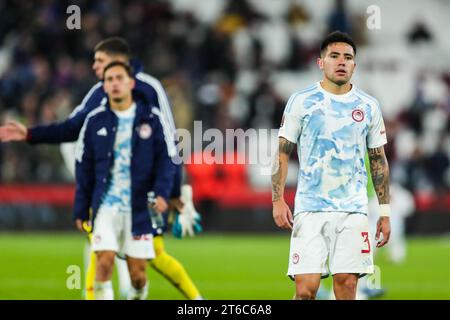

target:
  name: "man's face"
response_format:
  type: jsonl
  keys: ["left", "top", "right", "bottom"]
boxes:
{"left": 317, "top": 42, "right": 356, "bottom": 86}
{"left": 92, "top": 51, "right": 127, "bottom": 80}
{"left": 103, "top": 65, "right": 135, "bottom": 103}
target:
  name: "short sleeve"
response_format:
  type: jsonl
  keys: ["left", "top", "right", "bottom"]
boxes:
{"left": 367, "top": 102, "right": 387, "bottom": 148}
{"left": 278, "top": 94, "right": 302, "bottom": 143}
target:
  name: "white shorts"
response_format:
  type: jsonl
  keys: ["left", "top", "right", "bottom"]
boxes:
{"left": 91, "top": 205, "right": 155, "bottom": 260}
{"left": 287, "top": 212, "right": 374, "bottom": 279}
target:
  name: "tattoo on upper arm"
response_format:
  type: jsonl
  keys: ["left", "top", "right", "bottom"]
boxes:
{"left": 279, "top": 137, "right": 295, "bottom": 156}
{"left": 271, "top": 138, "right": 295, "bottom": 202}
{"left": 368, "top": 147, "right": 390, "bottom": 204}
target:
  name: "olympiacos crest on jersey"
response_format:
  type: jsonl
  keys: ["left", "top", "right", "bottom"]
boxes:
{"left": 138, "top": 123, "right": 152, "bottom": 139}
{"left": 351, "top": 109, "right": 365, "bottom": 122}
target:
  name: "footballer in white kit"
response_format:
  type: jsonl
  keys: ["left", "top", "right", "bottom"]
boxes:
{"left": 279, "top": 81, "right": 386, "bottom": 278}
{"left": 272, "top": 31, "right": 391, "bottom": 300}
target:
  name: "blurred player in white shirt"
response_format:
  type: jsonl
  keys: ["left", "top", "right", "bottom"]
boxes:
{"left": 368, "top": 182, "right": 414, "bottom": 264}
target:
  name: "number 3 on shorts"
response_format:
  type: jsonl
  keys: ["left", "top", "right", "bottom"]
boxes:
{"left": 361, "top": 232, "right": 371, "bottom": 253}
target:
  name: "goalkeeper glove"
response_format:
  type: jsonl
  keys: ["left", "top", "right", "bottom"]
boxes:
{"left": 172, "top": 185, "right": 203, "bottom": 239}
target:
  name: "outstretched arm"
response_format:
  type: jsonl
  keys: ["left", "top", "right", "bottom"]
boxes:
{"left": 0, "top": 110, "right": 87, "bottom": 144}
{"left": 368, "top": 146, "right": 391, "bottom": 248}
{"left": 271, "top": 137, "right": 295, "bottom": 230}
{"left": 0, "top": 83, "right": 104, "bottom": 144}
{"left": 0, "top": 121, "right": 28, "bottom": 142}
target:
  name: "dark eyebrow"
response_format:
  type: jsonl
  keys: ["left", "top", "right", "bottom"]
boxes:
{"left": 329, "top": 51, "right": 354, "bottom": 57}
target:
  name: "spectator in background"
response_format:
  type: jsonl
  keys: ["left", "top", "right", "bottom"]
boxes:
{"left": 245, "top": 79, "right": 284, "bottom": 130}
{"left": 424, "top": 137, "right": 450, "bottom": 192}
{"left": 408, "top": 21, "right": 433, "bottom": 44}
{"left": 327, "top": 0, "right": 352, "bottom": 36}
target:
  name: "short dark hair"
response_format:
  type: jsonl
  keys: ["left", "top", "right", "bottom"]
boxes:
{"left": 320, "top": 31, "right": 356, "bottom": 57}
{"left": 94, "top": 37, "right": 130, "bottom": 57}
{"left": 103, "top": 61, "right": 134, "bottom": 78}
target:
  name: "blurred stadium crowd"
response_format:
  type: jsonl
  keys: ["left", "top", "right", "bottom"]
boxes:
{"left": 0, "top": 0, "right": 449, "bottom": 197}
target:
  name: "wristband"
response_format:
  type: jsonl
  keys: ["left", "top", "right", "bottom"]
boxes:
{"left": 379, "top": 204, "right": 391, "bottom": 217}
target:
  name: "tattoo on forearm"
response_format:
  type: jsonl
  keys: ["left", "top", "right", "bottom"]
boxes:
{"left": 368, "top": 147, "right": 390, "bottom": 204}
{"left": 272, "top": 159, "right": 282, "bottom": 202}
{"left": 271, "top": 138, "right": 295, "bottom": 202}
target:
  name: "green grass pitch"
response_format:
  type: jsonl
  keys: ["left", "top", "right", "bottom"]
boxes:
{"left": 0, "top": 232, "right": 449, "bottom": 299}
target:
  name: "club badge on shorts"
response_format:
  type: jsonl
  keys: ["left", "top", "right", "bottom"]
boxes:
{"left": 138, "top": 123, "right": 152, "bottom": 139}
{"left": 292, "top": 253, "right": 300, "bottom": 264}
{"left": 351, "top": 108, "right": 365, "bottom": 122}
{"left": 93, "top": 234, "right": 102, "bottom": 244}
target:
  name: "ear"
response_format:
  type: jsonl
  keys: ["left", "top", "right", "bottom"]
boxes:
{"left": 129, "top": 78, "right": 136, "bottom": 90}
{"left": 317, "top": 57, "right": 324, "bottom": 70}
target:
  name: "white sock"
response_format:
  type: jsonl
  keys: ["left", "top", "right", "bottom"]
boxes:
{"left": 94, "top": 280, "right": 114, "bottom": 300}
{"left": 127, "top": 281, "right": 149, "bottom": 300}
{"left": 115, "top": 257, "right": 131, "bottom": 299}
